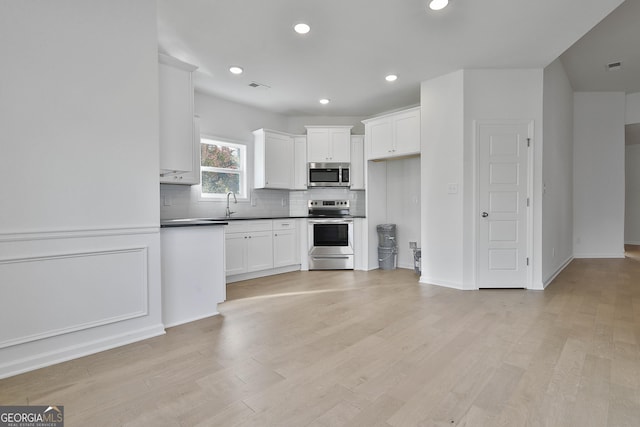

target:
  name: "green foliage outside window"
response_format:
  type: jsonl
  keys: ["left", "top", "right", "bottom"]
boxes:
{"left": 200, "top": 139, "right": 245, "bottom": 198}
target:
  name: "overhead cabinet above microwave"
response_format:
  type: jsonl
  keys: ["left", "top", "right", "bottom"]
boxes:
{"left": 305, "top": 126, "right": 352, "bottom": 163}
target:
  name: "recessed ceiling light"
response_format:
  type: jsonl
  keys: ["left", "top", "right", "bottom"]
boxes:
{"left": 429, "top": 0, "right": 449, "bottom": 10}
{"left": 229, "top": 66, "right": 243, "bottom": 75}
{"left": 385, "top": 74, "right": 398, "bottom": 82}
{"left": 294, "top": 23, "right": 311, "bottom": 34}
{"left": 319, "top": 98, "right": 330, "bottom": 105}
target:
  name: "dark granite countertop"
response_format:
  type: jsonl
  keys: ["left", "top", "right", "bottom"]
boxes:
{"left": 161, "top": 215, "right": 366, "bottom": 227}
{"left": 160, "top": 219, "right": 229, "bottom": 228}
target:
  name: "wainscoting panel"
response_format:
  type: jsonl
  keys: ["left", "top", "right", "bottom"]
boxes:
{"left": 0, "top": 227, "right": 163, "bottom": 379}
{"left": 0, "top": 247, "right": 148, "bottom": 348}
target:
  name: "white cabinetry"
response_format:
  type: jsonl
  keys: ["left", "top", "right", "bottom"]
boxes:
{"left": 161, "top": 116, "right": 200, "bottom": 185}
{"left": 273, "top": 220, "right": 298, "bottom": 267}
{"left": 254, "top": 129, "right": 294, "bottom": 189}
{"left": 363, "top": 107, "right": 420, "bottom": 160}
{"left": 225, "top": 220, "right": 301, "bottom": 280}
{"left": 350, "top": 135, "right": 365, "bottom": 190}
{"left": 161, "top": 225, "right": 226, "bottom": 327}
{"left": 293, "top": 135, "right": 308, "bottom": 189}
{"left": 225, "top": 220, "right": 274, "bottom": 275}
{"left": 158, "top": 54, "right": 198, "bottom": 181}
{"left": 305, "top": 126, "right": 352, "bottom": 163}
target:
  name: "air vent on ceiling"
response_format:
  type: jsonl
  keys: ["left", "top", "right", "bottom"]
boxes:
{"left": 607, "top": 61, "right": 622, "bottom": 71}
{"left": 248, "top": 81, "right": 271, "bottom": 89}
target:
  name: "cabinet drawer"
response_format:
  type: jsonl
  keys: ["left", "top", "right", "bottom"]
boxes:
{"left": 225, "top": 220, "right": 273, "bottom": 234}
{"left": 273, "top": 219, "right": 296, "bottom": 231}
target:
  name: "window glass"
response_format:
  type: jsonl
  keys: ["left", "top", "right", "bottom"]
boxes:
{"left": 200, "top": 138, "right": 246, "bottom": 198}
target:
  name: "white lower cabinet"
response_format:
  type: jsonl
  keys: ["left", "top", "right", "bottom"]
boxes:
{"left": 225, "top": 219, "right": 299, "bottom": 279}
{"left": 246, "top": 231, "right": 273, "bottom": 272}
{"left": 225, "top": 221, "right": 273, "bottom": 275}
{"left": 224, "top": 232, "right": 248, "bottom": 276}
{"left": 273, "top": 220, "right": 298, "bottom": 267}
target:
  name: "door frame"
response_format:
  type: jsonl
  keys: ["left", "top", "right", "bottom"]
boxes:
{"left": 473, "top": 119, "right": 534, "bottom": 289}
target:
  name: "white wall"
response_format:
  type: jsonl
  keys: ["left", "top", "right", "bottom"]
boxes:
{"left": 363, "top": 157, "right": 421, "bottom": 271}
{"left": 0, "top": 0, "right": 163, "bottom": 378}
{"left": 386, "top": 158, "right": 421, "bottom": 269}
{"left": 160, "top": 92, "right": 291, "bottom": 220}
{"left": 626, "top": 92, "right": 640, "bottom": 124}
{"left": 0, "top": 2, "right": 159, "bottom": 232}
{"left": 625, "top": 144, "right": 640, "bottom": 244}
{"left": 420, "top": 70, "right": 465, "bottom": 288}
{"left": 541, "top": 59, "right": 574, "bottom": 286}
{"left": 573, "top": 92, "right": 626, "bottom": 258}
{"left": 463, "top": 69, "right": 544, "bottom": 289}
{"left": 625, "top": 92, "right": 640, "bottom": 244}
{"left": 420, "top": 69, "right": 544, "bottom": 290}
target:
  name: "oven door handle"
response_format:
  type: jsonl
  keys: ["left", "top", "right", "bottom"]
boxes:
{"left": 308, "top": 219, "right": 354, "bottom": 224}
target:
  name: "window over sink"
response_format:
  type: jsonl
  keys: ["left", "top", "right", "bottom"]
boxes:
{"left": 200, "top": 137, "right": 247, "bottom": 199}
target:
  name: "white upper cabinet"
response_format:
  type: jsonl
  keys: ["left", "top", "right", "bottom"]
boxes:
{"left": 253, "top": 129, "right": 294, "bottom": 189}
{"left": 158, "top": 54, "right": 198, "bottom": 178}
{"left": 305, "top": 126, "right": 352, "bottom": 163}
{"left": 293, "top": 135, "right": 308, "bottom": 190}
{"left": 350, "top": 135, "right": 365, "bottom": 190}
{"left": 363, "top": 106, "right": 420, "bottom": 160}
{"left": 161, "top": 116, "right": 201, "bottom": 185}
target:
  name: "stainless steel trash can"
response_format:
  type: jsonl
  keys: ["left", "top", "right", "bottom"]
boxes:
{"left": 377, "top": 224, "right": 397, "bottom": 247}
{"left": 378, "top": 246, "right": 397, "bottom": 270}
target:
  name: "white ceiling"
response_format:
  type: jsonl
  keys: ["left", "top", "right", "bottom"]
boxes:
{"left": 157, "top": 0, "right": 627, "bottom": 117}
{"left": 560, "top": 0, "right": 640, "bottom": 93}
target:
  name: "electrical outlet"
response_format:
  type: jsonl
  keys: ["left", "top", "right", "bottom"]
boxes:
{"left": 409, "top": 241, "right": 417, "bottom": 249}
{"left": 447, "top": 183, "right": 458, "bottom": 194}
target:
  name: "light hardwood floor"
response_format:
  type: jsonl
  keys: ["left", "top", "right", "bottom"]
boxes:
{"left": 2, "top": 248, "right": 640, "bottom": 426}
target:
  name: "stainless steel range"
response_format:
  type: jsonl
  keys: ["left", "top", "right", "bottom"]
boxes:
{"left": 308, "top": 200, "right": 354, "bottom": 270}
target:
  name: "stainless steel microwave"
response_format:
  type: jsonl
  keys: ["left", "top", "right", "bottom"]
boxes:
{"left": 308, "top": 162, "right": 350, "bottom": 187}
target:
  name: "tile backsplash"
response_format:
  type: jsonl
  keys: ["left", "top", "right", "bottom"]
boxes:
{"left": 160, "top": 185, "right": 365, "bottom": 219}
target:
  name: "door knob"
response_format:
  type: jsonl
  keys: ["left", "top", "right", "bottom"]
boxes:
{"left": 481, "top": 212, "right": 489, "bottom": 218}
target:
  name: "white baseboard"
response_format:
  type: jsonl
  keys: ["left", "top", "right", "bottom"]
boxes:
{"left": 164, "top": 311, "right": 220, "bottom": 329}
{"left": 419, "top": 276, "right": 465, "bottom": 290}
{"left": 573, "top": 252, "right": 625, "bottom": 259}
{"left": 543, "top": 256, "right": 573, "bottom": 288}
{"left": 226, "top": 264, "right": 301, "bottom": 283}
{"left": 0, "top": 324, "right": 165, "bottom": 380}
{"left": 625, "top": 241, "right": 640, "bottom": 246}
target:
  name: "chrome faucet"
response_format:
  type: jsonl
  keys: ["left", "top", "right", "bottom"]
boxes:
{"left": 225, "top": 191, "right": 237, "bottom": 218}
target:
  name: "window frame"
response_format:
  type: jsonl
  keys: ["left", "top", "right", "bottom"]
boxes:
{"left": 199, "top": 136, "right": 248, "bottom": 201}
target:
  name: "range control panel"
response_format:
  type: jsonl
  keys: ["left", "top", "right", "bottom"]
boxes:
{"left": 308, "top": 200, "right": 350, "bottom": 209}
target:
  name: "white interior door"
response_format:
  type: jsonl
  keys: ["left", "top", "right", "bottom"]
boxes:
{"left": 477, "top": 121, "right": 531, "bottom": 288}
